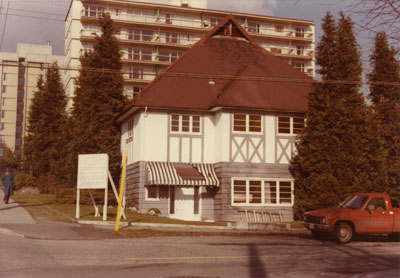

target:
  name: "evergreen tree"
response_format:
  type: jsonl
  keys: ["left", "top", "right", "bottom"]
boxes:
{"left": 24, "top": 63, "right": 68, "bottom": 179}
{"left": 71, "top": 13, "right": 127, "bottom": 182}
{"left": 368, "top": 32, "right": 400, "bottom": 200}
{"left": 290, "top": 12, "right": 380, "bottom": 219}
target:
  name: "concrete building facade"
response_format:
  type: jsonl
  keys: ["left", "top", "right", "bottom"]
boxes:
{"left": 0, "top": 44, "right": 64, "bottom": 157}
{"left": 65, "top": 0, "right": 315, "bottom": 103}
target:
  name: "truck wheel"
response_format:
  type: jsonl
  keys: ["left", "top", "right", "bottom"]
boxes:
{"left": 388, "top": 232, "right": 400, "bottom": 242}
{"left": 333, "top": 222, "right": 353, "bottom": 244}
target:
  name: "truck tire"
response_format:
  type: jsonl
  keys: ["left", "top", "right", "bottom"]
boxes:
{"left": 333, "top": 222, "right": 353, "bottom": 244}
{"left": 388, "top": 232, "right": 400, "bottom": 242}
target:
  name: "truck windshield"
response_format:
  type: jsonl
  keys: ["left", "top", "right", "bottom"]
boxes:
{"left": 339, "top": 195, "right": 369, "bottom": 209}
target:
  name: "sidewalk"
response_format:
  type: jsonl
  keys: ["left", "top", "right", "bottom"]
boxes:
{"left": 0, "top": 189, "right": 36, "bottom": 225}
{"left": 0, "top": 189, "right": 117, "bottom": 240}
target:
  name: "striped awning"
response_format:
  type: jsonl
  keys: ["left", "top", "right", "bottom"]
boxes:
{"left": 146, "top": 161, "right": 219, "bottom": 187}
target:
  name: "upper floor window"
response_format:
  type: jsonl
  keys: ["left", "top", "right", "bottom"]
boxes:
{"left": 233, "top": 114, "right": 262, "bottom": 133}
{"left": 295, "top": 27, "right": 305, "bottom": 38}
{"left": 275, "top": 25, "right": 284, "bottom": 32}
{"left": 128, "top": 29, "right": 153, "bottom": 42}
{"left": 296, "top": 45, "right": 305, "bottom": 56}
{"left": 209, "top": 18, "right": 221, "bottom": 28}
{"left": 170, "top": 114, "right": 200, "bottom": 134}
{"left": 128, "top": 48, "right": 152, "bottom": 61}
{"left": 127, "top": 119, "right": 134, "bottom": 138}
{"left": 278, "top": 116, "right": 305, "bottom": 135}
{"left": 83, "top": 5, "right": 103, "bottom": 17}
{"left": 292, "top": 61, "right": 306, "bottom": 72}
{"left": 248, "top": 22, "right": 260, "bottom": 33}
{"left": 158, "top": 49, "right": 180, "bottom": 62}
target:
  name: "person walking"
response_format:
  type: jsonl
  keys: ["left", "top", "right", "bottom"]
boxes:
{"left": 2, "top": 168, "right": 14, "bottom": 204}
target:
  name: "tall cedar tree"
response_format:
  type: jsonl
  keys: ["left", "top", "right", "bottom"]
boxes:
{"left": 71, "top": 13, "right": 126, "bottom": 182}
{"left": 24, "top": 64, "right": 68, "bottom": 179}
{"left": 368, "top": 32, "right": 400, "bottom": 201}
{"left": 290, "top": 12, "right": 380, "bottom": 219}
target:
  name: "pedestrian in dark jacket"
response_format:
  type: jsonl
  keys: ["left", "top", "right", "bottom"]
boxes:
{"left": 2, "top": 168, "right": 14, "bottom": 204}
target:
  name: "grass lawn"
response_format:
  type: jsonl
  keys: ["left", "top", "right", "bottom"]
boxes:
{"left": 12, "top": 192, "right": 223, "bottom": 226}
{"left": 12, "top": 192, "right": 303, "bottom": 239}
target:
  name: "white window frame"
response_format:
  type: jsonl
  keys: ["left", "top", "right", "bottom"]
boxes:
{"left": 232, "top": 114, "right": 262, "bottom": 134}
{"left": 126, "top": 119, "right": 134, "bottom": 143}
{"left": 231, "top": 178, "right": 294, "bottom": 206}
{"left": 277, "top": 116, "right": 305, "bottom": 135}
{"left": 170, "top": 114, "right": 201, "bottom": 134}
{"left": 145, "top": 185, "right": 159, "bottom": 200}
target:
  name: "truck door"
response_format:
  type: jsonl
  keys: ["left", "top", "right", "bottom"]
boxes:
{"left": 363, "top": 198, "right": 393, "bottom": 234}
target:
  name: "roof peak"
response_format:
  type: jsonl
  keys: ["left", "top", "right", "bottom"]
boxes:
{"left": 198, "top": 14, "right": 253, "bottom": 45}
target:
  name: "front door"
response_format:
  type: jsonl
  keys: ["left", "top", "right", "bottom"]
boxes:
{"left": 170, "top": 187, "right": 201, "bottom": 221}
{"left": 363, "top": 198, "right": 393, "bottom": 234}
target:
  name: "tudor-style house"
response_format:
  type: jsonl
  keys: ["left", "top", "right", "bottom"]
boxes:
{"left": 118, "top": 15, "right": 312, "bottom": 223}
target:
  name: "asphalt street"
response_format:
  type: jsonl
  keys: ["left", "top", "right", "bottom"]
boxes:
{"left": 0, "top": 190, "right": 399, "bottom": 278}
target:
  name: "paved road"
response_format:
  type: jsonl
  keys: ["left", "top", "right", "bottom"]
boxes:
{"left": 0, "top": 190, "right": 399, "bottom": 278}
{"left": 1, "top": 232, "right": 399, "bottom": 278}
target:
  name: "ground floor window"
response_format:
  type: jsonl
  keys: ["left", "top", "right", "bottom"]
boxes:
{"left": 232, "top": 179, "right": 293, "bottom": 206}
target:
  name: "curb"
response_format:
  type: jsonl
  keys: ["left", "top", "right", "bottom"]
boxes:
{"left": 77, "top": 219, "right": 308, "bottom": 234}
{"left": 0, "top": 227, "right": 25, "bottom": 238}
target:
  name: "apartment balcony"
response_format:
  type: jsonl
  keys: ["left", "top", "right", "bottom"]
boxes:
{"left": 121, "top": 52, "right": 180, "bottom": 66}
{"left": 80, "top": 29, "right": 199, "bottom": 49}
{"left": 246, "top": 26, "right": 313, "bottom": 42}
{"left": 260, "top": 45, "right": 314, "bottom": 60}
{"left": 123, "top": 72, "right": 156, "bottom": 83}
{"left": 80, "top": 9, "right": 314, "bottom": 42}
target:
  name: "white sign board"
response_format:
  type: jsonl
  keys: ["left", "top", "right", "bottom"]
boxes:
{"left": 77, "top": 154, "right": 109, "bottom": 189}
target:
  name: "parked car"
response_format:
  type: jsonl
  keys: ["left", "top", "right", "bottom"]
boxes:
{"left": 303, "top": 193, "right": 400, "bottom": 243}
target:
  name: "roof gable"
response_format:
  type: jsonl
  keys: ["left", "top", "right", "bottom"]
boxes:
{"left": 125, "top": 14, "right": 312, "bottom": 114}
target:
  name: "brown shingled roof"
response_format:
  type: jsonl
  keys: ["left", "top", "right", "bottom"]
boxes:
{"left": 127, "top": 14, "right": 312, "bottom": 113}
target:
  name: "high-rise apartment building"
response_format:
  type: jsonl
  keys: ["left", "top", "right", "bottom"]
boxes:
{"left": 65, "top": 0, "right": 315, "bottom": 101}
{"left": 0, "top": 44, "right": 64, "bottom": 157}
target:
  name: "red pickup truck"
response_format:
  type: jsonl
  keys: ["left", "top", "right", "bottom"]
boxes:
{"left": 303, "top": 193, "right": 400, "bottom": 243}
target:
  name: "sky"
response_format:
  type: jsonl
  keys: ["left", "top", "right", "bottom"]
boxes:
{"left": 0, "top": 0, "right": 393, "bottom": 75}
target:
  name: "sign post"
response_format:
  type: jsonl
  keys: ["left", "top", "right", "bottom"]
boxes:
{"left": 115, "top": 150, "right": 128, "bottom": 231}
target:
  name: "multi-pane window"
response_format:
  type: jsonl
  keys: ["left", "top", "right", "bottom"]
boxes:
{"left": 128, "top": 29, "right": 153, "bottom": 41}
{"left": 1, "top": 111, "right": 4, "bottom": 118}
{"left": 295, "top": 27, "right": 305, "bottom": 38}
{"left": 0, "top": 123, "right": 4, "bottom": 130}
{"left": 232, "top": 179, "right": 293, "bottom": 205}
{"left": 1, "top": 86, "right": 5, "bottom": 93}
{"left": 128, "top": 67, "right": 144, "bottom": 79}
{"left": 296, "top": 45, "right": 305, "bottom": 56}
{"left": 248, "top": 22, "right": 260, "bottom": 33}
{"left": 170, "top": 114, "right": 201, "bottom": 133}
{"left": 209, "top": 18, "right": 221, "bottom": 27}
{"left": 83, "top": 5, "right": 103, "bottom": 17}
{"left": 128, "top": 48, "right": 152, "bottom": 61}
{"left": 127, "top": 119, "right": 134, "bottom": 138}
{"left": 292, "top": 61, "right": 306, "bottom": 72}
{"left": 158, "top": 49, "right": 180, "bottom": 62}
{"left": 2, "top": 73, "right": 6, "bottom": 80}
{"left": 165, "top": 32, "right": 178, "bottom": 43}
{"left": 275, "top": 25, "right": 284, "bottom": 32}
{"left": 233, "top": 114, "right": 262, "bottom": 133}
{"left": 278, "top": 116, "right": 305, "bottom": 135}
